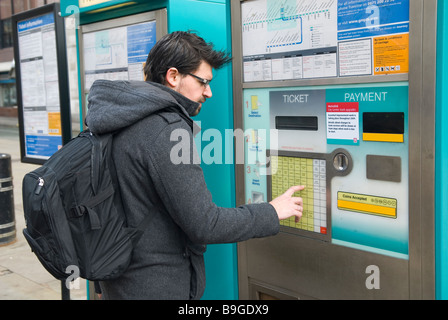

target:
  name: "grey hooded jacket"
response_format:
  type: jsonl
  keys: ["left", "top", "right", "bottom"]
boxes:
{"left": 85, "top": 80, "right": 279, "bottom": 299}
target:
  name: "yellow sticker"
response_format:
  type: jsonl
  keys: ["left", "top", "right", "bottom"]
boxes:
{"left": 337, "top": 192, "right": 397, "bottom": 218}
{"left": 251, "top": 95, "right": 259, "bottom": 110}
{"left": 373, "top": 34, "right": 409, "bottom": 75}
{"left": 362, "top": 132, "right": 404, "bottom": 143}
{"left": 47, "top": 112, "right": 61, "bottom": 136}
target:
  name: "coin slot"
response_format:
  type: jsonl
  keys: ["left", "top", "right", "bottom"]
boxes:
{"left": 333, "top": 153, "right": 349, "bottom": 171}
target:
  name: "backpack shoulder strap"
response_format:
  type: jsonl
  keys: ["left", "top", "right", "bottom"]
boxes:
{"left": 92, "top": 128, "right": 153, "bottom": 243}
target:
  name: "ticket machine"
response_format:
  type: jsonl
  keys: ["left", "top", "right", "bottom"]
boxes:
{"left": 232, "top": 0, "right": 446, "bottom": 299}
{"left": 59, "top": 0, "right": 236, "bottom": 300}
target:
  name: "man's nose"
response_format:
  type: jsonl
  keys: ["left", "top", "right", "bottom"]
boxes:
{"left": 204, "top": 85, "right": 212, "bottom": 98}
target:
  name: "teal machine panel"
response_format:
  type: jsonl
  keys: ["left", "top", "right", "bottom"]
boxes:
{"left": 168, "top": 0, "right": 237, "bottom": 301}
{"left": 233, "top": 0, "right": 440, "bottom": 299}
{"left": 436, "top": 0, "right": 448, "bottom": 301}
{"left": 60, "top": 0, "right": 237, "bottom": 300}
{"left": 244, "top": 84, "right": 409, "bottom": 258}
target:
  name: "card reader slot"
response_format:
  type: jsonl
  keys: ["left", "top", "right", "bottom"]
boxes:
{"left": 363, "top": 112, "right": 404, "bottom": 142}
{"left": 363, "top": 112, "right": 404, "bottom": 134}
{"left": 275, "top": 116, "right": 318, "bottom": 131}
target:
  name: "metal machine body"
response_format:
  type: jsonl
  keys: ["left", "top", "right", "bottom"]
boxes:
{"left": 232, "top": 0, "right": 438, "bottom": 300}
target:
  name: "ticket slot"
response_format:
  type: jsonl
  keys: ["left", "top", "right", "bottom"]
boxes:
{"left": 363, "top": 112, "right": 404, "bottom": 142}
{"left": 275, "top": 116, "right": 318, "bottom": 131}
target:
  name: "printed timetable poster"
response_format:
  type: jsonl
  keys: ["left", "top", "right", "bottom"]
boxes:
{"left": 241, "top": 0, "right": 409, "bottom": 82}
{"left": 17, "top": 13, "right": 63, "bottom": 159}
{"left": 83, "top": 20, "right": 157, "bottom": 91}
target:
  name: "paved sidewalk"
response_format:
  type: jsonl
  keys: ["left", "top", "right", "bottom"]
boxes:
{"left": 0, "top": 121, "right": 88, "bottom": 300}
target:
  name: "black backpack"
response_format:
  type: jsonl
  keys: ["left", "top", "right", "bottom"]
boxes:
{"left": 22, "top": 129, "right": 150, "bottom": 281}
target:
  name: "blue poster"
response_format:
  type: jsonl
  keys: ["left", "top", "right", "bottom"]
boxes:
{"left": 17, "top": 12, "right": 54, "bottom": 32}
{"left": 25, "top": 135, "right": 62, "bottom": 158}
{"left": 338, "top": 0, "right": 409, "bottom": 40}
{"left": 127, "top": 21, "right": 156, "bottom": 64}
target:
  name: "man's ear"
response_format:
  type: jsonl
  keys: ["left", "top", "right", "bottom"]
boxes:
{"left": 165, "top": 67, "right": 180, "bottom": 89}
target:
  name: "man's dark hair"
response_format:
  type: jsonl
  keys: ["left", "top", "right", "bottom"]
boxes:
{"left": 144, "top": 31, "right": 231, "bottom": 84}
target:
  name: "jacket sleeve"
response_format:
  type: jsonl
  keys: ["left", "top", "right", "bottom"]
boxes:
{"left": 146, "top": 119, "right": 280, "bottom": 245}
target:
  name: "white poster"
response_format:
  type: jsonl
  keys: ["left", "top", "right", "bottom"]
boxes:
{"left": 17, "top": 12, "right": 63, "bottom": 158}
{"left": 326, "top": 102, "right": 359, "bottom": 144}
{"left": 242, "top": 0, "right": 338, "bottom": 82}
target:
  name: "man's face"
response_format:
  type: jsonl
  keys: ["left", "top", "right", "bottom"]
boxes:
{"left": 176, "top": 61, "right": 213, "bottom": 116}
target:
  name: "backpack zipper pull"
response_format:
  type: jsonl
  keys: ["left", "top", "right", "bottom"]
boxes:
{"left": 35, "top": 177, "right": 44, "bottom": 195}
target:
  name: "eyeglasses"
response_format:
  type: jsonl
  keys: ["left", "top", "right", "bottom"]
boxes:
{"left": 187, "top": 73, "right": 212, "bottom": 87}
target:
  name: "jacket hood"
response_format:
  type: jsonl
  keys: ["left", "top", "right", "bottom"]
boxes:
{"left": 85, "top": 80, "right": 199, "bottom": 134}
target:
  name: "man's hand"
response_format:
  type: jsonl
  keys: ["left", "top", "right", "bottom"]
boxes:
{"left": 269, "top": 185, "right": 305, "bottom": 223}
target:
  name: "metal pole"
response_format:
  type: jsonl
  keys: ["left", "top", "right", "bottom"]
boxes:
{"left": 61, "top": 281, "right": 70, "bottom": 300}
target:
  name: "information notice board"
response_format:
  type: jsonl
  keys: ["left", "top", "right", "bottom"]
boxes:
{"left": 241, "top": 0, "right": 409, "bottom": 82}
{"left": 81, "top": 16, "right": 158, "bottom": 92}
{"left": 13, "top": 3, "right": 71, "bottom": 164}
